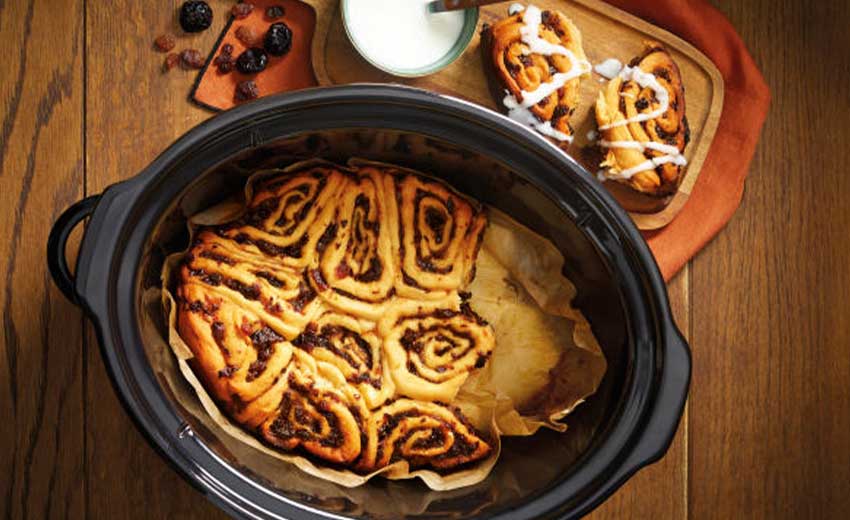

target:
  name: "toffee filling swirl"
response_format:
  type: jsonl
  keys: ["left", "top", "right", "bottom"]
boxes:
{"left": 176, "top": 286, "right": 294, "bottom": 412}
{"left": 181, "top": 230, "right": 319, "bottom": 338}
{"left": 378, "top": 297, "right": 495, "bottom": 403}
{"left": 252, "top": 352, "right": 368, "bottom": 464}
{"left": 392, "top": 172, "right": 487, "bottom": 299}
{"left": 293, "top": 311, "right": 394, "bottom": 410}
{"left": 308, "top": 166, "right": 397, "bottom": 320}
{"left": 357, "top": 399, "right": 492, "bottom": 472}
{"left": 220, "top": 166, "right": 345, "bottom": 268}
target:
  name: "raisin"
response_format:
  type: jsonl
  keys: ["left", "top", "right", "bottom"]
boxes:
{"left": 264, "top": 22, "right": 292, "bottom": 56}
{"left": 236, "top": 47, "right": 268, "bottom": 74}
{"left": 235, "top": 80, "right": 259, "bottom": 101}
{"left": 179, "top": 48, "right": 205, "bottom": 69}
{"left": 635, "top": 98, "right": 649, "bottom": 110}
{"left": 214, "top": 53, "right": 235, "bottom": 73}
{"left": 231, "top": 2, "right": 254, "bottom": 19}
{"left": 154, "top": 33, "right": 176, "bottom": 52}
{"left": 552, "top": 105, "right": 569, "bottom": 121}
{"left": 235, "top": 25, "right": 261, "bottom": 46}
{"left": 163, "top": 52, "right": 180, "bottom": 72}
{"left": 266, "top": 5, "right": 285, "bottom": 19}
{"left": 179, "top": 1, "right": 213, "bottom": 33}
{"left": 222, "top": 43, "right": 234, "bottom": 54}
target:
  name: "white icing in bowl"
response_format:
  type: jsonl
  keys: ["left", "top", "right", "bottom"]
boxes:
{"left": 342, "top": 0, "right": 476, "bottom": 77}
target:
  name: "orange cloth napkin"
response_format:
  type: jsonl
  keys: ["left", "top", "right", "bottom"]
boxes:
{"left": 607, "top": 0, "right": 771, "bottom": 279}
{"left": 193, "top": 0, "right": 770, "bottom": 281}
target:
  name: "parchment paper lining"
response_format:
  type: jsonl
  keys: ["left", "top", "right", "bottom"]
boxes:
{"left": 161, "top": 158, "right": 606, "bottom": 490}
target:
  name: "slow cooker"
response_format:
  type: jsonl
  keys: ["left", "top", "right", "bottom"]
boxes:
{"left": 47, "top": 85, "right": 690, "bottom": 519}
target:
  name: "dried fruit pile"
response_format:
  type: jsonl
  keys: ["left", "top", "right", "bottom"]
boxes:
{"left": 154, "top": 1, "right": 293, "bottom": 104}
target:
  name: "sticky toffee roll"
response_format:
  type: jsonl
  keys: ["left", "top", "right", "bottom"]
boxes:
{"left": 176, "top": 285, "right": 295, "bottom": 411}
{"left": 357, "top": 399, "right": 493, "bottom": 473}
{"left": 291, "top": 310, "right": 394, "bottom": 410}
{"left": 379, "top": 296, "right": 495, "bottom": 403}
{"left": 594, "top": 42, "right": 690, "bottom": 213}
{"left": 180, "top": 230, "right": 321, "bottom": 339}
{"left": 218, "top": 165, "right": 346, "bottom": 268}
{"left": 390, "top": 170, "right": 487, "bottom": 300}
{"left": 482, "top": 4, "right": 590, "bottom": 147}
{"left": 255, "top": 351, "right": 370, "bottom": 465}
{"left": 307, "top": 165, "right": 397, "bottom": 321}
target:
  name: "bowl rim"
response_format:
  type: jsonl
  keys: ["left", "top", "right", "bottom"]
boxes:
{"left": 339, "top": 1, "right": 479, "bottom": 78}
{"left": 59, "top": 84, "right": 689, "bottom": 520}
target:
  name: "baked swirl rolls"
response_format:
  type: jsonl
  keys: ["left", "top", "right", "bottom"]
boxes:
{"left": 181, "top": 230, "right": 320, "bottom": 338}
{"left": 483, "top": 4, "right": 590, "bottom": 146}
{"left": 176, "top": 287, "right": 295, "bottom": 409}
{"left": 255, "top": 351, "right": 369, "bottom": 464}
{"left": 173, "top": 161, "right": 495, "bottom": 477}
{"left": 594, "top": 42, "right": 690, "bottom": 212}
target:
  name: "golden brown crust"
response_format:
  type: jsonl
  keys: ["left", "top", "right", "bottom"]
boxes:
{"left": 484, "top": 6, "right": 589, "bottom": 143}
{"left": 175, "top": 163, "right": 494, "bottom": 474}
{"left": 357, "top": 399, "right": 492, "bottom": 472}
{"left": 306, "top": 165, "right": 397, "bottom": 321}
{"left": 390, "top": 171, "right": 487, "bottom": 299}
{"left": 378, "top": 296, "right": 495, "bottom": 403}
{"left": 594, "top": 41, "right": 689, "bottom": 211}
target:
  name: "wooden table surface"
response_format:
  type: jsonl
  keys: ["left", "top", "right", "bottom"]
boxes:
{"left": 1, "top": 0, "right": 848, "bottom": 518}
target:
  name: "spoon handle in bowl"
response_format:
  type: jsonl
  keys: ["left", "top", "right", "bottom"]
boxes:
{"left": 428, "top": 0, "right": 506, "bottom": 13}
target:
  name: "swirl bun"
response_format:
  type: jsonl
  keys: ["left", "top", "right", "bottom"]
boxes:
{"left": 308, "top": 166, "right": 397, "bottom": 320}
{"left": 379, "top": 296, "right": 495, "bottom": 402}
{"left": 594, "top": 42, "right": 689, "bottom": 211}
{"left": 358, "top": 399, "right": 492, "bottom": 472}
{"left": 484, "top": 5, "right": 590, "bottom": 145}
{"left": 391, "top": 172, "right": 487, "bottom": 299}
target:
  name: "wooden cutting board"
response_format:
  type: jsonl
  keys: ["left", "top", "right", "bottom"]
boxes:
{"left": 301, "top": 0, "right": 724, "bottom": 230}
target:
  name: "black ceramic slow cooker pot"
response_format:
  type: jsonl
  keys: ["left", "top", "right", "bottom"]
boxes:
{"left": 48, "top": 85, "right": 690, "bottom": 520}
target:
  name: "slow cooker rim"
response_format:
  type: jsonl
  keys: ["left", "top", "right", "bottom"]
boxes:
{"left": 66, "top": 85, "right": 686, "bottom": 520}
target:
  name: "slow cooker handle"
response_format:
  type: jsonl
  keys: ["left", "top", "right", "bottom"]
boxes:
{"left": 629, "top": 327, "right": 692, "bottom": 470}
{"left": 47, "top": 195, "right": 101, "bottom": 304}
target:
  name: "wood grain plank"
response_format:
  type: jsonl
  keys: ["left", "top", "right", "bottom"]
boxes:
{"left": 590, "top": 268, "right": 689, "bottom": 519}
{"left": 689, "top": 1, "right": 850, "bottom": 519}
{"left": 0, "top": 0, "right": 86, "bottom": 518}
{"left": 83, "top": 0, "right": 228, "bottom": 517}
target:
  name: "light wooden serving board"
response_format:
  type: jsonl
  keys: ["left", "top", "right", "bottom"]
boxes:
{"left": 301, "top": 0, "right": 724, "bottom": 229}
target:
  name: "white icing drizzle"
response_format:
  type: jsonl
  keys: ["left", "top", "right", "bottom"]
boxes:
{"left": 608, "top": 154, "right": 687, "bottom": 180}
{"left": 508, "top": 3, "right": 524, "bottom": 15}
{"left": 501, "top": 5, "right": 591, "bottom": 143}
{"left": 593, "top": 58, "right": 622, "bottom": 79}
{"left": 599, "top": 65, "right": 670, "bottom": 130}
{"left": 600, "top": 139, "right": 681, "bottom": 156}
{"left": 598, "top": 139, "right": 687, "bottom": 179}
